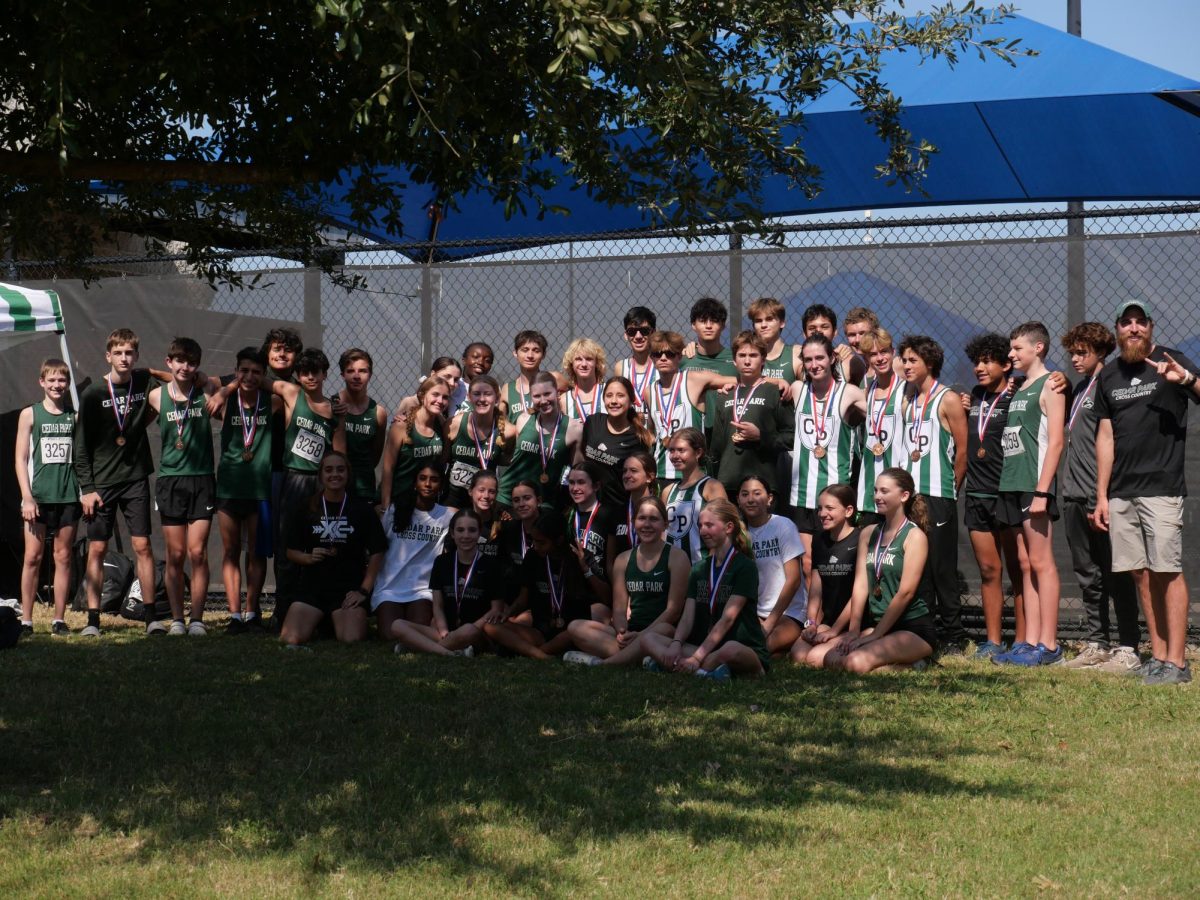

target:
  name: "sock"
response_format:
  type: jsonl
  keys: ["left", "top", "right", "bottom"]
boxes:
{"left": 21, "top": 620, "right": 33, "bottom": 627}
{"left": 245, "top": 612, "right": 257, "bottom": 622}
{"left": 87, "top": 610, "right": 100, "bottom": 628}
{"left": 230, "top": 612, "right": 243, "bottom": 621}
{"left": 144, "top": 603, "right": 157, "bottom": 624}
{"left": 52, "top": 619, "right": 65, "bottom": 625}
{"left": 174, "top": 618, "right": 185, "bottom": 627}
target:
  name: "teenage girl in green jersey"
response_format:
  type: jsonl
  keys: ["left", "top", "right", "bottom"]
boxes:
{"left": 379, "top": 376, "right": 450, "bottom": 514}
{"left": 443, "top": 376, "right": 515, "bottom": 509}
{"left": 501, "top": 372, "right": 583, "bottom": 508}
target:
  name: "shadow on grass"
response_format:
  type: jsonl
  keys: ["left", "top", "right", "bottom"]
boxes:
{"left": 0, "top": 635, "right": 1025, "bottom": 891}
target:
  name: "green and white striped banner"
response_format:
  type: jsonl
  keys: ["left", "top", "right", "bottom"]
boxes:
{"left": 0, "top": 282, "right": 65, "bottom": 334}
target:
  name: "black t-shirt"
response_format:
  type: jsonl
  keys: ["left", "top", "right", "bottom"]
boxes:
{"left": 812, "top": 527, "right": 860, "bottom": 626}
{"left": 567, "top": 502, "right": 618, "bottom": 582}
{"left": 964, "top": 377, "right": 1023, "bottom": 496}
{"left": 286, "top": 495, "right": 388, "bottom": 601}
{"left": 519, "top": 552, "right": 591, "bottom": 629}
{"left": 1093, "top": 346, "right": 1199, "bottom": 498}
{"left": 582, "top": 415, "right": 646, "bottom": 506}
{"left": 430, "top": 552, "right": 500, "bottom": 630}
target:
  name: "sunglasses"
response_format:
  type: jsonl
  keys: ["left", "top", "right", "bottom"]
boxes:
{"left": 651, "top": 349, "right": 679, "bottom": 359}
{"left": 625, "top": 326, "right": 652, "bottom": 338}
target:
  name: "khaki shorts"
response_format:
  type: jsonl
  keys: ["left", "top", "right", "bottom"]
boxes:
{"left": 1109, "top": 496, "right": 1183, "bottom": 573}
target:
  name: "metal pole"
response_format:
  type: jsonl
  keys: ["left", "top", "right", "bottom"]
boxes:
{"left": 303, "top": 265, "right": 324, "bottom": 351}
{"left": 1066, "top": 0, "right": 1086, "bottom": 327}
{"left": 420, "top": 264, "right": 433, "bottom": 373}
{"left": 568, "top": 242, "right": 576, "bottom": 340}
{"left": 729, "top": 231, "right": 743, "bottom": 326}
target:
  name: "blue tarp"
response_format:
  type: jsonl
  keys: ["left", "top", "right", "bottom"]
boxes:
{"left": 322, "top": 14, "right": 1200, "bottom": 258}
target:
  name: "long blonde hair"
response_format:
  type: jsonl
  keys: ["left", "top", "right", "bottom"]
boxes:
{"left": 561, "top": 337, "right": 608, "bottom": 386}
{"left": 700, "top": 499, "right": 753, "bottom": 558}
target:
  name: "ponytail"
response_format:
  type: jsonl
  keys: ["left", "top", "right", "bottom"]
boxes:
{"left": 702, "top": 498, "right": 753, "bottom": 558}
{"left": 604, "top": 376, "right": 654, "bottom": 448}
{"left": 877, "top": 467, "right": 928, "bottom": 531}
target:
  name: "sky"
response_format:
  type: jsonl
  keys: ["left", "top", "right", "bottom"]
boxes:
{"left": 1004, "top": 0, "right": 1200, "bottom": 79}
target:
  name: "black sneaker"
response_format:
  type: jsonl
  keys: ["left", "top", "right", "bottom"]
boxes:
{"left": 51, "top": 621, "right": 71, "bottom": 636}
{"left": 226, "top": 617, "right": 247, "bottom": 635}
{"left": 245, "top": 615, "right": 267, "bottom": 634}
{"left": 20, "top": 623, "right": 34, "bottom": 638}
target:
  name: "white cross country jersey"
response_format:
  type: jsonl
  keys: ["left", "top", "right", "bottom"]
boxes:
{"left": 646, "top": 372, "right": 700, "bottom": 480}
{"left": 900, "top": 386, "right": 957, "bottom": 499}
{"left": 621, "top": 356, "right": 659, "bottom": 413}
{"left": 791, "top": 381, "right": 857, "bottom": 509}
{"left": 665, "top": 476, "right": 712, "bottom": 564}
{"left": 856, "top": 377, "right": 904, "bottom": 514}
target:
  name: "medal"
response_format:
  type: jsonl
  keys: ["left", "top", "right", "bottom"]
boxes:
{"left": 974, "top": 385, "right": 1005, "bottom": 455}
{"left": 536, "top": 412, "right": 561, "bottom": 484}
{"left": 867, "top": 375, "right": 898, "bottom": 454}
{"left": 813, "top": 445, "right": 827, "bottom": 459}
{"left": 707, "top": 547, "right": 736, "bottom": 615}
{"left": 239, "top": 389, "right": 262, "bottom": 460}
{"left": 904, "top": 379, "right": 942, "bottom": 465}
{"left": 630, "top": 359, "right": 653, "bottom": 410}
{"left": 871, "top": 517, "right": 909, "bottom": 601}
{"left": 106, "top": 375, "right": 137, "bottom": 446}
{"left": 170, "top": 382, "right": 194, "bottom": 452}
{"left": 872, "top": 443, "right": 885, "bottom": 457}
{"left": 655, "top": 373, "right": 684, "bottom": 441}
{"left": 910, "top": 450, "right": 922, "bottom": 462}
{"left": 320, "top": 492, "right": 348, "bottom": 546}
{"left": 546, "top": 559, "right": 566, "bottom": 628}
{"left": 976, "top": 447, "right": 987, "bottom": 459}
{"left": 873, "top": 586, "right": 883, "bottom": 598}
{"left": 471, "top": 414, "right": 496, "bottom": 470}
{"left": 806, "top": 381, "right": 838, "bottom": 457}
{"left": 732, "top": 378, "right": 763, "bottom": 427}
{"left": 453, "top": 551, "right": 480, "bottom": 623}
{"left": 553, "top": 616, "right": 565, "bottom": 630}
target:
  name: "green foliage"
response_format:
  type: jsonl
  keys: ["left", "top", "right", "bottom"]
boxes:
{"left": 0, "top": 2, "right": 1028, "bottom": 282}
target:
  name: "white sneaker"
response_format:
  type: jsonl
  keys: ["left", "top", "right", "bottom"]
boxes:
{"left": 1097, "top": 646, "right": 1141, "bottom": 674}
{"left": 451, "top": 645, "right": 476, "bottom": 658}
{"left": 563, "top": 650, "right": 603, "bottom": 666}
{"left": 80, "top": 624, "right": 101, "bottom": 638}
{"left": 167, "top": 620, "right": 187, "bottom": 636}
{"left": 146, "top": 620, "right": 168, "bottom": 636}
{"left": 187, "top": 620, "right": 207, "bottom": 636}
{"left": 1062, "top": 642, "right": 1111, "bottom": 670}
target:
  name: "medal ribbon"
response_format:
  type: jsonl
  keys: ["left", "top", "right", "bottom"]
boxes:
{"left": 975, "top": 386, "right": 1006, "bottom": 445}
{"left": 868, "top": 376, "right": 897, "bottom": 442}
{"left": 537, "top": 413, "right": 561, "bottom": 475}
{"left": 810, "top": 381, "right": 839, "bottom": 447}
{"left": 471, "top": 414, "right": 496, "bottom": 469}
{"left": 240, "top": 390, "right": 262, "bottom": 451}
{"left": 320, "top": 493, "right": 348, "bottom": 543}
{"left": 626, "top": 498, "right": 639, "bottom": 550}
{"left": 630, "top": 359, "right": 652, "bottom": 408}
{"left": 573, "top": 503, "right": 600, "bottom": 548}
{"left": 708, "top": 547, "right": 736, "bottom": 615}
{"left": 655, "top": 373, "right": 683, "bottom": 436}
{"left": 906, "top": 380, "right": 942, "bottom": 453}
{"left": 106, "top": 375, "right": 136, "bottom": 437}
{"left": 872, "top": 518, "right": 910, "bottom": 588}
{"left": 453, "top": 550, "right": 480, "bottom": 619}
{"left": 573, "top": 384, "right": 600, "bottom": 419}
{"left": 733, "top": 378, "right": 763, "bottom": 425}
{"left": 545, "top": 559, "right": 564, "bottom": 619}
{"left": 172, "top": 383, "right": 195, "bottom": 446}
{"left": 1068, "top": 372, "right": 1100, "bottom": 432}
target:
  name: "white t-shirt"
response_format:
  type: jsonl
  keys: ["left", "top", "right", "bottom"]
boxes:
{"left": 373, "top": 504, "right": 454, "bottom": 607}
{"left": 748, "top": 515, "right": 806, "bottom": 619}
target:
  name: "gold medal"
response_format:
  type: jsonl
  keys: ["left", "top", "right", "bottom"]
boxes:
{"left": 175, "top": 439, "right": 185, "bottom": 451}
{"left": 976, "top": 447, "right": 986, "bottom": 459}
{"left": 552, "top": 616, "right": 565, "bottom": 630}
{"left": 813, "top": 445, "right": 826, "bottom": 459}
{"left": 871, "top": 443, "right": 885, "bottom": 457}
{"left": 539, "top": 472, "right": 550, "bottom": 484}
{"left": 115, "top": 435, "right": 126, "bottom": 447}
{"left": 873, "top": 586, "right": 882, "bottom": 598}
{"left": 242, "top": 450, "right": 255, "bottom": 462}
{"left": 910, "top": 450, "right": 922, "bottom": 462}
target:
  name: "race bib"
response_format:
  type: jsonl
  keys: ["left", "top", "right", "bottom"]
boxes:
{"left": 449, "top": 462, "right": 474, "bottom": 488}
{"left": 1001, "top": 425, "right": 1023, "bottom": 457}
{"left": 291, "top": 428, "right": 326, "bottom": 464}
{"left": 40, "top": 436, "right": 72, "bottom": 465}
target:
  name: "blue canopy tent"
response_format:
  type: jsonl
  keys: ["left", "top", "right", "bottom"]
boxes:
{"left": 321, "top": 14, "right": 1200, "bottom": 261}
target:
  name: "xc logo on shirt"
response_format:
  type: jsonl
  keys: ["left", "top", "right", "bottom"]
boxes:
{"left": 313, "top": 519, "right": 353, "bottom": 541}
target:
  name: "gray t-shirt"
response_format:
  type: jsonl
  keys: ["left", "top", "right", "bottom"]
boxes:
{"left": 1062, "top": 373, "right": 1102, "bottom": 504}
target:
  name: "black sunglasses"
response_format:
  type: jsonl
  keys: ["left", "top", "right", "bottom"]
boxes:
{"left": 625, "top": 326, "right": 652, "bottom": 337}
{"left": 651, "top": 349, "right": 679, "bottom": 359}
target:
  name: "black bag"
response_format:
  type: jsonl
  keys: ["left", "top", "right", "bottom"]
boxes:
{"left": 119, "top": 560, "right": 173, "bottom": 621}
{"left": 70, "top": 544, "right": 134, "bottom": 614}
{"left": 0, "top": 607, "right": 21, "bottom": 649}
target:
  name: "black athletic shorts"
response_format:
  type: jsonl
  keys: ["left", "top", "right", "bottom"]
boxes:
{"left": 995, "top": 490, "right": 1059, "bottom": 529}
{"left": 35, "top": 501, "right": 82, "bottom": 535}
{"left": 964, "top": 493, "right": 1005, "bottom": 533}
{"left": 156, "top": 474, "right": 216, "bottom": 525}
{"left": 85, "top": 479, "right": 152, "bottom": 541}
{"left": 215, "top": 496, "right": 260, "bottom": 519}
{"left": 792, "top": 506, "right": 819, "bottom": 535}
{"left": 867, "top": 611, "right": 938, "bottom": 650}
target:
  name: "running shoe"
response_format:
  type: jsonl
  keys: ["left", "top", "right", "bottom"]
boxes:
{"left": 996, "top": 642, "right": 1045, "bottom": 667}
{"left": 563, "top": 650, "right": 603, "bottom": 667}
{"left": 393, "top": 643, "right": 411, "bottom": 656}
{"left": 642, "top": 656, "right": 663, "bottom": 673}
{"left": 79, "top": 624, "right": 101, "bottom": 638}
{"left": 51, "top": 621, "right": 70, "bottom": 637}
{"left": 451, "top": 646, "right": 475, "bottom": 658}
{"left": 187, "top": 620, "right": 207, "bottom": 637}
{"left": 991, "top": 641, "right": 1035, "bottom": 665}
{"left": 973, "top": 640, "right": 1007, "bottom": 660}
{"left": 146, "top": 620, "right": 168, "bottom": 636}
{"left": 1142, "top": 661, "right": 1191, "bottom": 686}
{"left": 225, "top": 618, "right": 247, "bottom": 636}
{"left": 696, "top": 663, "right": 732, "bottom": 683}
{"left": 1097, "top": 646, "right": 1141, "bottom": 674}
{"left": 1036, "top": 644, "right": 1064, "bottom": 666}
{"left": 1130, "top": 658, "right": 1164, "bottom": 679}
{"left": 167, "top": 620, "right": 187, "bottom": 637}
{"left": 20, "top": 623, "right": 33, "bottom": 638}
{"left": 244, "top": 615, "right": 267, "bottom": 634}
{"left": 1062, "top": 642, "right": 1111, "bottom": 669}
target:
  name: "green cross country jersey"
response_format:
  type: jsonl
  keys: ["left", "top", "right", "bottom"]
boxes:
{"left": 29, "top": 402, "right": 78, "bottom": 504}
{"left": 390, "top": 426, "right": 445, "bottom": 507}
{"left": 624, "top": 544, "right": 673, "bottom": 632}
{"left": 158, "top": 384, "right": 213, "bottom": 476}
{"left": 899, "top": 386, "right": 956, "bottom": 500}
{"left": 761, "top": 344, "right": 799, "bottom": 383}
{"left": 857, "top": 376, "right": 903, "bottom": 514}
{"left": 645, "top": 372, "right": 700, "bottom": 481}
{"left": 791, "top": 381, "right": 856, "bottom": 509}
{"left": 498, "top": 413, "right": 570, "bottom": 505}
{"left": 504, "top": 379, "right": 534, "bottom": 425}
{"left": 342, "top": 398, "right": 380, "bottom": 501}
{"left": 284, "top": 391, "right": 336, "bottom": 475}
{"left": 865, "top": 520, "right": 931, "bottom": 622}
{"left": 217, "top": 391, "right": 273, "bottom": 500}
{"left": 998, "top": 373, "right": 1054, "bottom": 494}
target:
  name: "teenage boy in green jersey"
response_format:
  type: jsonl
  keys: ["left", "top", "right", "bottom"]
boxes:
{"left": 73, "top": 329, "right": 176, "bottom": 638}
{"left": 500, "top": 331, "right": 568, "bottom": 425}
{"left": 213, "top": 347, "right": 280, "bottom": 633}
{"left": 337, "top": 348, "right": 388, "bottom": 503}
{"left": 747, "top": 297, "right": 804, "bottom": 385}
{"left": 992, "top": 322, "right": 1067, "bottom": 667}
{"left": 15, "top": 359, "right": 80, "bottom": 636}
{"left": 681, "top": 297, "right": 738, "bottom": 472}
{"left": 148, "top": 337, "right": 218, "bottom": 636}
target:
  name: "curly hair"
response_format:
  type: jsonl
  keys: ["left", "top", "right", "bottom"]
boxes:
{"left": 1061, "top": 322, "right": 1116, "bottom": 358}
{"left": 963, "top": 333, "right": 1011, "bottom": 366}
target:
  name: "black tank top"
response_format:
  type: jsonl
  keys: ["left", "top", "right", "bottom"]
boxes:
{"left": 812, "top": 527, "right": 860, "bottom": 626}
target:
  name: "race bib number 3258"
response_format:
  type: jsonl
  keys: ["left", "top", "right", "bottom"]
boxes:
{"left": 291, "top": 428, "right": 326, "bottom": 464}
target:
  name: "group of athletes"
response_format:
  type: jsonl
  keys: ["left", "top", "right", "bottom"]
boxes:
{"left": 15, "top": 294, "right": 1199, "bottom": 684}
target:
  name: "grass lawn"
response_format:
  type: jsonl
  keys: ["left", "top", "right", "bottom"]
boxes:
{"left": 2, "top": 611, "right": 1198, "bottom": 898}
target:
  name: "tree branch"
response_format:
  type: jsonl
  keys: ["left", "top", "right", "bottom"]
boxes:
{"left": 0, "top": 151, "right": 320, "bottom": 185}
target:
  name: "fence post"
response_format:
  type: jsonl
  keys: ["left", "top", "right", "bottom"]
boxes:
{"left": 420, "top": 263, "right": 434, "bottom": 373}
{"left": 729, "top": 231, "right": 743, "bottom": 326}
{"left": 303, "top": 265, "right": 324, "bottom": 351}
{"left": 1065, "top": 1, "right": 1085, "bottom": 329}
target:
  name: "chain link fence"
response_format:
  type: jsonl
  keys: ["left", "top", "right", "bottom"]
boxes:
{"left": 6, "top": 201, "right": 1200, "bottom": 630}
